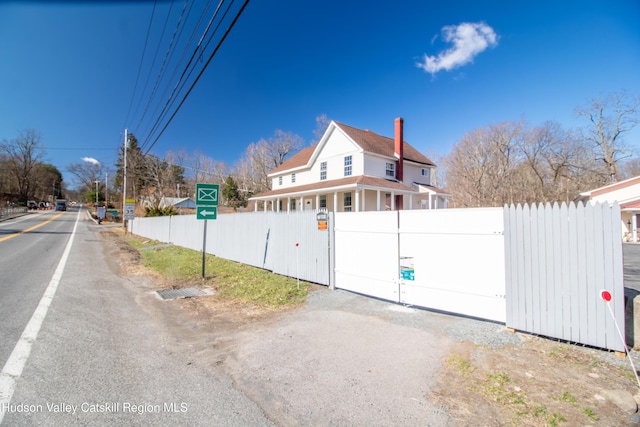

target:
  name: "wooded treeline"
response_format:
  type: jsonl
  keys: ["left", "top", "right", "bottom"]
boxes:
{"left": 443, "top": 91, "right": 639, "bottom": 207}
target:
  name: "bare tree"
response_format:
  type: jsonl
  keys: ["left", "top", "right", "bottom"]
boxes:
{"left": 166, "top": 149, "right": 226, "bottom": 199}
{"left": 448, "top": 121, "right": 525, "bottom": 207}
{"left": 67, "top": 161, "right": 105, "bottom": 193}
{"left": 0, "top": 129, "right": 46, "bottom": 203}
{"left": 268, "top": 130, "right": 304, "bottom": 167}
{"left": 619, "top": 158, "right": 640, "bottom": 180}
{"left": 312, "top": 114, "right": 331, "bottom": 144}
{"left": 233, "top": 130, "right": 304, "bottom": 196}
{"left": 444, "top": 118, "right": 618, "bottom": 207}
{"left": 576, "top": 90, "right": 639, "bottom": 182}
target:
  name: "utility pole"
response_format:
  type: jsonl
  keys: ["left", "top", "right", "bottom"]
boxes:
{"left": 123, "top": 129, "right": 128, "bottom": 230}
{"left": 105, "top": 172, "right": 108, "bottom": 207}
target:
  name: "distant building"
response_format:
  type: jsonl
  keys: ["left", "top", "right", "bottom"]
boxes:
{"left": 158, "top": 197, "right": 196, "bottom": 210}
{"left": 576, "top": 175, "right": 640, "bottom": 242}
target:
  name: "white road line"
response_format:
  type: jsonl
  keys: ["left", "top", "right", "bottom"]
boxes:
{"left": 0, "top": 210, "right": 80, "bottom": 424}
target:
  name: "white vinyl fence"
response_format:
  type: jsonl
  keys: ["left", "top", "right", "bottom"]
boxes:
{"left": 333, "top": 209, "right": 506, "bottom": 322}
{"left": 504, "top": 202, "right": 625, "bottom": 352}
{"left": 129, "top": 211, "right": 330, "bottom": 285}
{"left": 128, "top": 202, "right": 625, "bottom": 351}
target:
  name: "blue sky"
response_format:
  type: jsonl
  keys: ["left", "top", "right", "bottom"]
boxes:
{"left": 1, "top": 0, "right": 639, "bottom": 188}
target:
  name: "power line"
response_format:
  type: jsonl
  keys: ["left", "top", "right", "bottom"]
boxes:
{"left": 139, "top": 0, "right": 227, "bottom": 151}
{"left": 143, "top": 0, "right": 250, "bottom": 155}
{"left": 122, "top": 0, "right": 158, "bottom": 129}
{"left": 140, "top": 0, "right": 224, "bottom": 149}
{"left": 131, "top": 0, "right": 176, "bottom": 134}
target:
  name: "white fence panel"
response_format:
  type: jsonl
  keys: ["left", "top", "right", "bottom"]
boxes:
{"left": 129, "top": 216, "right": 171, "bottom": 243}
{"left": 334, "top": 211, "right": 399, "bottom": 302}
{"left": 170, "top": 215, "right": 203, "bottom": 251}
{"left": 505, "top": 202, "right": 625, "bottom": 352}
{"left": 399, "top": 208, "right": 506, "bottom": 322}
{"left": 129, "top": 211, "right": 330, "bottom": 286}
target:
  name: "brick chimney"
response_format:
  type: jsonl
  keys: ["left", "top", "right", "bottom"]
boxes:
{"left": 394, "top": 117, "right": 404, "bottom": 210}
{"left": 394, "top": 117, "right": 404, "bottom": 181}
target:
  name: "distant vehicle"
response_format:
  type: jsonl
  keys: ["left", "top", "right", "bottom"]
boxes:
{"left": 55, "top": 200, "right": 67, "bottom": 211}
{"left": 39, "top": 201, "right": 47, "bottom": 209}
{"left": 27, "top": 200, "right": 37, "bottom": 210}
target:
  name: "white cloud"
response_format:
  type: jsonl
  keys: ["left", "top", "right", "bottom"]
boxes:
{"left": 82, "top": 157, "right": 100, "bottom": 165}
{"left": 417, "top": 22, "right": 498, "bottom": 75}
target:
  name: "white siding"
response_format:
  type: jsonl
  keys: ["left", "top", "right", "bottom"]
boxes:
{"left": 270, "top": 127, "right": 364, "bottom": 189}
{"left": 363, "top": 154, "right": 394, "bottom": 179}
{"left": 403, "top": 163, "right": 432, "bottom": 185}
{"left": 590, "top": 182, "right": 640, "bottom": 204}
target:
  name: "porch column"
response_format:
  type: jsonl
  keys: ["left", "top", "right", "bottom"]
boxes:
{"left": 428, "top": 193, "right": 432, "bottom": 210}
{"left": 287, "top": 197, "right": 291, "bottom": 213}
{"left": 276, "top": 198, "right": 280, "bottom": 212}
{"left": 254, "top": 201, "right": 258, "bottom": 212}
{"left": 263, "top": 200, "right": 267, "bottom": 212}
{"left": 316, "top": 193, "right": 319, "bottom": 210}
{"left": 633, "top": 213, "right": 638, "bottom": 243}
{"left": 355, "top": 190, "right": 360, "bottom": 212}
{"left": 334, "top": 192, "right": 338, "bottom": 213}
{"left": 376, "top": 190, "right": 381, "bottom": 211}
{"left": 409, "top": 194, "right": 413, "bottom": 210}
{"left": 390, "top": 192, "right": 395, "bottom": 211}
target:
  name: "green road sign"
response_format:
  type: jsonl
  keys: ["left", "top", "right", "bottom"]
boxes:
{"left": 196, "top": 183, "right": 219, "bottom": 206}
{"left": 197, "top": 206, "right": 217, "bottom": 220}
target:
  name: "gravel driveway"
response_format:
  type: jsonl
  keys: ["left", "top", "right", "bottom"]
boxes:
{"left": 223, "top": 288, "right": 522, "bottom": 426}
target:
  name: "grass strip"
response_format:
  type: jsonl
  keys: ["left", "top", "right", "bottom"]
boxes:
{"left": 126, "top": 235, "right": 309, "bottom": 309}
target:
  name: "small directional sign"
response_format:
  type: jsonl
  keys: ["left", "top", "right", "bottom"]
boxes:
{"left": 197, "top": 206, "right": 217, "bottom": 220}
{"left": 196, "top": 183, "right": 219, "bottom": 206}
{"left": 196, "top": 183, "right": 219, "bottom": 221}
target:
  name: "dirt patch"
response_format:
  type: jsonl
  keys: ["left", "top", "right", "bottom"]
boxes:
{"left": 100, "top": 228, "right": 640, "bottom": 425}
{"left": 431, "top": 335, "right": 640, "bottom": 425}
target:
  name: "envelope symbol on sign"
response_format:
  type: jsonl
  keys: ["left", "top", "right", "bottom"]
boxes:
{"left": 198, "top": 188, "right": 217, "bottom": 202}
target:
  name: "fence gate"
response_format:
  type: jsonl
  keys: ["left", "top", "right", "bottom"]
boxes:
{"left": 334, "top": 211, "right": 400, "bottom": 302}
{"left": 398, "top": 209, "right": 507, "bottom": 322}
{"left": 504, "top": 202, "right": 625, "bottom": 352}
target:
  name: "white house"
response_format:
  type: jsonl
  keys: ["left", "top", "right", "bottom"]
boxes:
{"left": 249, "top": 118, "right": 449, "bottom": 212}
{"left": 576, "top": 175, "right": 640, "bottom": 242}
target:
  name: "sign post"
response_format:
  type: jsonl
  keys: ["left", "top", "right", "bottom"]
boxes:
{"left": 196, "top": 183, "right": 219, "bottom": 278}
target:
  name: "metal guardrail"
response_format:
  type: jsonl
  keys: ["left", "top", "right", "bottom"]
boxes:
{"left": 0, "top": 207, "right": 28, "bottom": 220}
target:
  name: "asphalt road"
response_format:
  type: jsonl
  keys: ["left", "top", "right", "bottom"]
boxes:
{"left": 624, "top": 243, "right": 640, "bottom": 293}
{"left": 0, "top": 210, "right": 70, "bottom": 369}
{"left": 0, "top": 209, "right": 273, "bottom": 426}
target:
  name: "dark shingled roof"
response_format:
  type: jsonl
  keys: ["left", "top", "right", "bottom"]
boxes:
{"left": 269, "top": 122, "right": 435, "bottom": 175}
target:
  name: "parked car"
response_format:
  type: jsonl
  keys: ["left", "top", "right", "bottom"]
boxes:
{"left": 55, "top": 201, "right": 66, "bottom": 211}
{"left": 27, "top": 200, "right": 38, "bottom": 210}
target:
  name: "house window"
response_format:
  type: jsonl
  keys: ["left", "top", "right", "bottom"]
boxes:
{"left": 320, "top": 161, "right": 327, "bottom": 181}
{"left": 344, "top": 192, "right": 352, "bottom": 212}
{"left": 290, "top": 199, "right": 296, "bottom": 210}
{"left": 291, "top": 173, "right": 296, "bottom": 183}
{"left": 344, "top": 155, "right": 352, "bottom": 176}
{"left": 278, "top": 176, "right": 283, "bottom": 186}
{"left": 421, "top": 168, "right": 430, "bottom": 178}
{"left": 319, "top": 195, "right": 326, "bottom": 208}
{"left": 386, "top": 162, "right": 395, "bottom": 178}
